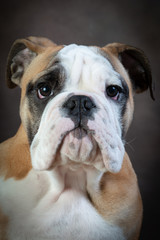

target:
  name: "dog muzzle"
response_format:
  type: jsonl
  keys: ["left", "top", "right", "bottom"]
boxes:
{"left": 30, "top": 92, "right": 125, "bottom": 173}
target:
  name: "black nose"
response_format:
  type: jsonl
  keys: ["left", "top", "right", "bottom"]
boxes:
{"left": 63, "top": 95, "right": 96, "bottom": 124}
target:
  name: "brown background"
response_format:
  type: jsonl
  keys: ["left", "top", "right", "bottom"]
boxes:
{"left": 0, "top": 0, "right": 160, "bottom": 239}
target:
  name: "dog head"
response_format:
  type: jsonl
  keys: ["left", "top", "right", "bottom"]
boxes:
{"left": 6, "top": 37, "right": 154, "bottom": 173}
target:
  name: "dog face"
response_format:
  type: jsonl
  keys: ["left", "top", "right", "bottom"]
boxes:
{"left": 6, "top": 37, "right": 154, "bottom": 174}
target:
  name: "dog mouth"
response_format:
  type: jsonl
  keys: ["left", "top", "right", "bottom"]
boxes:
{"left": 58, "top": 125, "right": 106, "bottom": 171}
{"left": 70, "top": 127, "right": 88, "bottom": 139}
{"left": 69, "top": 125, "right": 96, "bottom": 139}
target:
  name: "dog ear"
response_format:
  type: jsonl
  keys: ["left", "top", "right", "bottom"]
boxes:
{"left": 6, "top": 37, "right": 56, "bottom": 88}
{"left": 103, "top": 43, "right": 155, "bottom": 100}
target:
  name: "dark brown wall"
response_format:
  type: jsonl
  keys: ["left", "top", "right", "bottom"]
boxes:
{"left": 0, "top": 0, "right": 159, "bottom": 238}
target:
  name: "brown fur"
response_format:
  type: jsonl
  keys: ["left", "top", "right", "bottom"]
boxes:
{"left": 0, "top": 125, "right": 32, "bottom": 180}
{"left": 87, "top": 153, "right": 142, "bottom": 239}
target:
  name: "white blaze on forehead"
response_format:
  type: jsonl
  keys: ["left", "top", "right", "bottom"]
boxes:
{"left": 58, "top": 44, "right": 122, "bottom": 92}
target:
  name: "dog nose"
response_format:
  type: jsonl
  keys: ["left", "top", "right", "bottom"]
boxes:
{"left": 63, "top": 95, "right": 96, "bottom": 121}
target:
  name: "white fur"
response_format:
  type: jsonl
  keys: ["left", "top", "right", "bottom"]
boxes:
{"left": 60, "top": 45, "right": 124, "bottom": 173}
{"left": 0, "top": 168, "right": 125, "bottom": 240}
{"left": 59, "top": 45, "right": 122, "bottom": 93}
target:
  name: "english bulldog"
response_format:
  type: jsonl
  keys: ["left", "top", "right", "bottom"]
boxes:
{"left": 0, "top": 37, "right": 154, "bottom": 240}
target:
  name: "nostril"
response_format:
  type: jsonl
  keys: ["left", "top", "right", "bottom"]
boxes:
{"left": 83, "top": 99, "right": 95, "bottom": 111}
{"left": 67, "top": 99, "right": 77, "bottom": 110}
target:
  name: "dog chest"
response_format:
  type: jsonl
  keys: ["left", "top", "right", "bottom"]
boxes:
{"left": 0, "top": 169, "right": 125, "bottom": 240}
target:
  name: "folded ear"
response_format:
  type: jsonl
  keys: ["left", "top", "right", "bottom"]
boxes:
{"left": 6, "top": 36, "right": 56, "bottom": 88}
{"left": 102, "top": 43, "right": 155, "bottom": 100}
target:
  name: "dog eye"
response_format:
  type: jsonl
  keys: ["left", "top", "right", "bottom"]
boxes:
{"left": 106, "top": 85, "right": 121, "bottom": 100}
{"left": 37, "top": 83, "right": 53, "bottom": 99}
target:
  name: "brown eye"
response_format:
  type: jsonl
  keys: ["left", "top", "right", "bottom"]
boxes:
{"left": 106, "top": 85, "right": 121, "bottom": 100}
{"left": 37, "top": 83, "right": 53, "bottom": 99}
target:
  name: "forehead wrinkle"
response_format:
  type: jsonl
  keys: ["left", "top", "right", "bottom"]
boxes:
{"left": 70, "top": 51, "right": 99, "bottom": 90}
{"left": 70, "top": 51, "right": 84, "bottom": 86}
{"left": 59, "top": 45, "right": 121, "bottom": 92}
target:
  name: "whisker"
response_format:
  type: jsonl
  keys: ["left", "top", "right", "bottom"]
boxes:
{"left": 125, "top": 137, "right": 136, "bottom": 152}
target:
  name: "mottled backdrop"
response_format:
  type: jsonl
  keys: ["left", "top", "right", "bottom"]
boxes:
{"left": 0, "top": 0, "right": 159, "bottom": 239}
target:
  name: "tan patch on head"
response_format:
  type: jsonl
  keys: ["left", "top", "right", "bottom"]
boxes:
{"left": 20, "top": 45, "right": 63, "bottom": 100}
{"left": 101, "top": 47, "right": 134, "bottom": 132}
{"left": 19, "top": 45, "right": 64, "bottom": 140}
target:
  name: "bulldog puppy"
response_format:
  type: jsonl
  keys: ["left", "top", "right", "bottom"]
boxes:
{"left": 0, "top": 37, "right": 154, "bottom": 240}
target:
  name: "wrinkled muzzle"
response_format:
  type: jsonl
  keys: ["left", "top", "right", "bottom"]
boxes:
{"left": 30, "top": 92, "right": 125, "bottom": 173}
